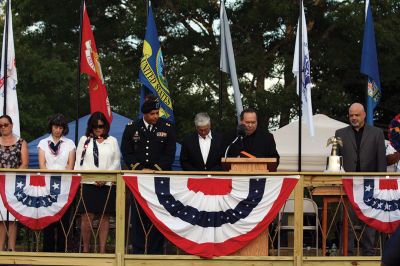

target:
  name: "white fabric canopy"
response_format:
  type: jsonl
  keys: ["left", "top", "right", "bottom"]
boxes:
{"left": 273, "top": 114, "right": 347, "bottom": 171}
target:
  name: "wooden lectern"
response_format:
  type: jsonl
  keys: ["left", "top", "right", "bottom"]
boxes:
{"left": 221, "top": 157, "right": 277, "bottom": 173}
{"left": 221, "top": 157, "right": 278, "bottom": 256}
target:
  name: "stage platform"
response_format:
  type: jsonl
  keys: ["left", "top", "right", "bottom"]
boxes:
{"left": 0, "top": 169, "right": 391, "bottom": 266}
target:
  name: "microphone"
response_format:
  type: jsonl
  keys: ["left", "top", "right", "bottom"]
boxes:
{"left": 236, "top": 124, "right": 246, "bottom": 138}
{"left": 224, "top": 124, "right": 246, "bottom": 158}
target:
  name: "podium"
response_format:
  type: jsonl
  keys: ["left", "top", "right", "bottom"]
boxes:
{"left": 221, "top": 157, "right": 277, "bottom": 256}
{"left": 221, "top": 157, "right": 277, "bottom": 173}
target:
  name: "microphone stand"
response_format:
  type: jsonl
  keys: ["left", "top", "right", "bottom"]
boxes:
{"left": 224, "top": 135, "right": 243, "bottom": 159}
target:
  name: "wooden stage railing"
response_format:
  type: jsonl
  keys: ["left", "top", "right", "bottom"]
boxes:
{"left": 0, "top": 169, "right": 390, "bottom": 266}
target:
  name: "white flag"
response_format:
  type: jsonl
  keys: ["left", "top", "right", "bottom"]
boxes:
{"left": 220, "top": 1, "right": 243, "bottom": 122}
{"left": 0, "top": 0, "right": 20, "bottom": 137}
{"left": 292, "top": 3, "right": 314, "bottom": 137}
{"left": 365, "top": 0, "right": 370, "bottom": 19}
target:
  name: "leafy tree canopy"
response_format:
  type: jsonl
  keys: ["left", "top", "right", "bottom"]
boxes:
{"left": 0, "top": 0, "right": 398, "bottom": 142}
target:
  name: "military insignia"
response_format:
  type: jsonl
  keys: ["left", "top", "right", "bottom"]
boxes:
{"left": 133, "top": 131, "right": 140, "bottom": 141}
{"left": 157, "top": 132, "right": 167, "bottom": 137}
{"left": 128, "top": 121, "right": 133, "bottom": 125}
{"left": 166, "top": 123, "right": 171, "bottom": 127}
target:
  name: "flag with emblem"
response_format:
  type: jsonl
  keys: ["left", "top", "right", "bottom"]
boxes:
{"left": 343, "top": 176, "right": 400, "bottom": 233}
{"left": 0, "top": 173, "right": 81, "bottom": 230}
{"left": 292, "top": 1, "right": 314, "bottom": 137}
{"left": 139, "top": 0, "right": 174, "bottom": 122}
{"left": 123, "top": 174, "right": 299, "bottom": 258}
{"left": 81, "top": 1, "right": 112, "bottom": 123}
{"left": 361, "top": 1, "right": 381, "bottom": 125}
{"left": 0, "top": 0, "right": 20, "bottom": 136}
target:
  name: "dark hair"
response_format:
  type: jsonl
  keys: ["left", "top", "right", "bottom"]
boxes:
{"left": 48, "top": 113, "right": 69, "bottom": 135}
{"left": 240, "top": 108, "right": 257, "bottom": 120}
{"left": 85, "top": 112, "right": 110, "bottom": 138}
{"left": 0, "top": 115, "right": 13, "bottom": 124}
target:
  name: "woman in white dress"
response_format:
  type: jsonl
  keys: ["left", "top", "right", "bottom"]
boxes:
{"left": 38, "top": 114, "right": 75, "bottom": 252}
{"left": 74, "top": 112, "right": 120, "bottom": 253}
{"left": 0, "top": 115, "right": 28, "bottom": 251}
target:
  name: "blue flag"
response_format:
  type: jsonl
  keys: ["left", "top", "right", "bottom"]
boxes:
{"left": 360, "top": 2, "right": 381, "bottom": 126}
{"left": 139, "top": 0, "right": 174, "bottom": 122}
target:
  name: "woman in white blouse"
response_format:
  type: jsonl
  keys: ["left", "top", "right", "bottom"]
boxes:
{"left": 38, "top": 114, "right": 75, "bottom": 252}
{"left": 74, "top": 112, "right": 120, "bottom": 253}
{"left": 38, "top": 114, "right": 75, "bottom": 170}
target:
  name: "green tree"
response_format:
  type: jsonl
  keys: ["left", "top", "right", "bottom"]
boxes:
{"left": 1, "top": 0, "right": 399, "bottom": 143}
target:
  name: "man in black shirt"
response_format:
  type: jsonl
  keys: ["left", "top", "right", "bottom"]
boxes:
{"left": 335, "top": 102, "right": 386, "bottom": 256}
{"left": 335, "top": 102, "right": 386, "bottom": 172}
{"left": 227, "top": 108, "right": 279, "bottom": 165}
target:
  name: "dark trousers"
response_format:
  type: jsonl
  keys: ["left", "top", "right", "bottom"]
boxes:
{"left": 131, "top": 199, "right": 164, "bottom": 254}
{"left": 43, "top": 207, "right": 71, "bottom": 252}
{"left": 347, "top": 207, "right": 376, "bottom": 256}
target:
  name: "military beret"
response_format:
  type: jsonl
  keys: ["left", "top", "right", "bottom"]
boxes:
{"left": 141, "top": 95, "right": 160, "bottom": 114}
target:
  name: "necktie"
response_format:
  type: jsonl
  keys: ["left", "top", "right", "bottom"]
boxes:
{"left": 80, "top": 137, "right": 91, "bottom": 166}
{"left": 148, "top": 124, "right": 152, "bottom": 132}
{"left": 49, "top": 140, "right": 62, "bottom": 155}
{"left": 93, "top": 137, "right": 99, "bottom": 167}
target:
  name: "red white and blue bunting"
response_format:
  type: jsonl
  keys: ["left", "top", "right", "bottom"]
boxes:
{"left": 343, "top": 176, "right": 400, "bottom": 233}
{"left": 0, "top": 173, "right": 81, "bottom": 230}
{"left": 123, "top": 174, "right": 299, "bottom": 258}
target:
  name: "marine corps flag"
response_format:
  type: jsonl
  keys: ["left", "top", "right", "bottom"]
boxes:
{"left": 80, "top": 2, "right": 112, "bottom": 123}
{"left": 139, "top": 0, "right": 174, "bottom": 122}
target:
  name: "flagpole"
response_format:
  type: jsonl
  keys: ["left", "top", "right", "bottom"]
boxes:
{"left": 219, "top": 69, "right": 223, "bottom": 125}
{"left": 75, "top": 0, "right": 84, "bottom": 145}
{"left": 2, "top": 0, "right": 9, "bottom": 115}
{"left": 364, "top": 0, "right": 370, "bottom": 125}
{"left": 1, "top": 0, "right": 10, "bottom": 242}
{"left": 218, "top": 0, "right": 224, "bottom": 125}
{"left": 298, "top": 0, "right": 303, "bottom": 172}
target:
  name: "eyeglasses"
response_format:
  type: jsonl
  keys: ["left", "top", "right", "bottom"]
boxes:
{"left": 0, "top": 123, "right": 10, "bottom": 128}
{"left": 93, "top": 124, "right": 105, "bottom": 129}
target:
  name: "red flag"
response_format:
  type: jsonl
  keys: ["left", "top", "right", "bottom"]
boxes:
{"left": 80, "top": 2, "right": 112, "bottom": 123}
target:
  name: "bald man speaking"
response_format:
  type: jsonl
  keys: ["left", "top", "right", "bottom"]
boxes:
{"left": 335, "top": 102, "right": 386, "bottom": 256}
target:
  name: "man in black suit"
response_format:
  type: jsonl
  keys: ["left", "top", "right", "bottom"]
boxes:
{"left": 335, "top": 102, "right": 386, "bottom": 256}
{"left": 227, "top": 108, "right": 279, "bottom": 165}
{"left": 335, "top": 103, "right": 386, "bottom": 173}
{"left": 180, "top": 112, "right": 224, "bottom": 171}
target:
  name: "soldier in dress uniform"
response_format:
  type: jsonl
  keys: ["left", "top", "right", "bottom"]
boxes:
{"left": 121, "top": 94, "right": 176, "bottom": 254}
